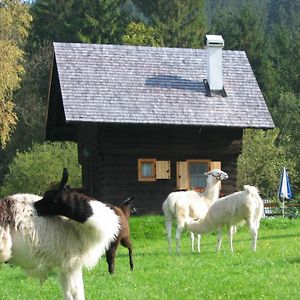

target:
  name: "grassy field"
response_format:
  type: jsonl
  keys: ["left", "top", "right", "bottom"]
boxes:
{"left": 0, "top": 216, "right": 299, "bottom": 299}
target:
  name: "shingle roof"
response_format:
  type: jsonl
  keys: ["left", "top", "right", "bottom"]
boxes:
{"left": 51, "top": 42, "right": 274, "bottom": 129}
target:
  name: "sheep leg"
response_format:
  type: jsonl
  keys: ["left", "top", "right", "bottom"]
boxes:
{"left": 216, "top": 227, "right": 222, "bottom": 253}
{"left": 106, "top": 242, "right": 117, "bottom": 274}
{"left": 121, "top": 237, "right": 134, "bottom": 271}
{"left": 60, "top": 268, "right": 85, "bottom": 300}
{"left": 165, "top": 219, "right": 173, "bottom": 254}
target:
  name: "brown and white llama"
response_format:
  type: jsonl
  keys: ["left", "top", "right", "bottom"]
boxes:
{"left": 0, "top": 168, "right": 119, "bottom": 300}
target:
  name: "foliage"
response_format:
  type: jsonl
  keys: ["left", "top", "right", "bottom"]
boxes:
{"left": 28, "top": 0, "right": 130, "bottom": 46}
{"left": 122, "top": 22, "right": 160, "bottom": 46}
{"left": 0, "top": 0, "right": 32, "bottom": 147}
{"left": 237, "top": 128, "right": 295, "bottom": 198}
{"left": 269, "top": 25, "right": 300, "bottom": 98}
{"left": 150, "top": 0, "right": 207, "bottom": 48}
{"left": 1, "top": 0, "right": 300, "bottom": 198}
{"left": 0, "top": 142, "right": 81, "bottom": 197}
{"left": 211, "top": 3, "right": 276, "bottom": 104}
{"left": 0, "top": 42, "right": 52, "bottom": 184}
{"left": 272, "top": 92, "right": 300, "bottom": 191}
{"left": 0, "top": 215, "right": 299, "bottom": 299}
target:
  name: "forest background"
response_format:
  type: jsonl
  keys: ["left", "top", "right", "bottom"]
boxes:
{"left": 0, "top": 0, "right": 299, "bottom": 199}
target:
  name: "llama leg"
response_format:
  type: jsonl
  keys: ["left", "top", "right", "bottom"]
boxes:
{"left": 216, "top": 227, "right": 222, "bottom": 253}
{"left": 121, "top": 237, "right": 134, "bottom": 271}
{"left": 175, "top": 225, "right": 184, "bottom": 255}
{"left": 60, "top": 272, "right": 73, "bottom": 300}
{"left": 0, "top": 226, "right": 12, "bottom": 262}
{"left": 228, "top": 226, "right": 234, "bottom": 252}
{"left": 197, "top": 234, "right": 201, "bottom": 253}
{"left": 250, "top": 226, "right": 258, "bottom": 251}
{"left": 165, "top": 219, "right": 172, "bottom": 254}
{"left": 247, "top": 217, "right": 258, "bottom": 251}
{"left": 72, "top": 268, "right": 85, "bottom": 300}
{"left": 106, "top": 242, "right": 117, "bottom": 274}
{"left": 60, "top": 268, "right": 85, "bottom": 300}
{"left": 190, "top": 232, "right": 195, "bottom": 252}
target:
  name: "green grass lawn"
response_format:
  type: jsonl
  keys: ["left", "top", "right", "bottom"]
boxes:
{"left": 0, "top": 216, "right": 299, "bottom": 299}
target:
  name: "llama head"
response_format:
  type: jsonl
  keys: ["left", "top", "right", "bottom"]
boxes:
{"left": 121, "top": 195, "right": 138, "bottom": 215}
{"left": 205, "top": 169, "right": 228, "bottom": 182}
{"left": 34, "top": 168, "right": 93, "bottom": 223}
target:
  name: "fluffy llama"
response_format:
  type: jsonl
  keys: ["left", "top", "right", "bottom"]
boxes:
{"left": 185, "top": 185, "right": 264, "bottom": 252}
{"left": 162, "top": 169, "right": 228, "bottom": 254}
{"left": 106, "top": 196, "right": 137, "bottom": 274}
{"left": 0, "top": 168, "right": 119, "bottom": 300}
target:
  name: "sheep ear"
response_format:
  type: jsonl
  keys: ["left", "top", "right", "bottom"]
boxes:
{"left": 59, "top": 168, "right": 69, "bottom": 191}
{"left": 204, "top": 171, "right": 211, "bottom": 176}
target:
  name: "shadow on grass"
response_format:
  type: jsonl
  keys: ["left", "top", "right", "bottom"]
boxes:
{"left": 259, "top": 233, "right": 300, "bottom": 241}
{"left": 286, "top": 257, "right": 300, "bottom": 264}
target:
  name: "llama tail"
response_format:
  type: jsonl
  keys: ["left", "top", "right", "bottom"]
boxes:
{"left": 243, "top": 185, "right": 259, "bottom": 195}
{"left": 243, "top": 185, "right": 264, "bottom": 218}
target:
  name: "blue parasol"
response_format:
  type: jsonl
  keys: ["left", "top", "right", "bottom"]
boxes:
{"left": 278, "top": 167, "right": 293, "bottom": 216}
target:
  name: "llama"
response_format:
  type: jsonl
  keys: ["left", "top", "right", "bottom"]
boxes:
{"left": 0, "top": 168, "right": 119, "bottom": 300}
{"left": 185, "top": 185, "right": 264, "bottom": 252}
{"left": 106, "top": 196, "right": 137, "bottom": 274}
{"left": 162, "top": 169, "right": 228, "bottom": 254}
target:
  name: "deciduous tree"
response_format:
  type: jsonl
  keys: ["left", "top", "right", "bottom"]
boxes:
{"left": 122, "top": 22, "right": 160, "bottom": 46}
{"left": 237, "top": 129, "right": 295, "bottom": 198}
{"left": 0, "top": 0, "right": 31, "bottom": 147}
{"left": 0, "top": 142, "right": 81, "bottom": 196}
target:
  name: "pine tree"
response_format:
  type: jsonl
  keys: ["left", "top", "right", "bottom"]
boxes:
{"left": 150, "top": 0, "right": 207, "bottom": 48}
{"left": 28, "top": 0, "right": 129, "bottom": 46}
{"left": 211, "top": 4, "right": 276, "bottom": 106}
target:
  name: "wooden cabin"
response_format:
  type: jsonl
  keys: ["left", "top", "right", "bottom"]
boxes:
{"left": 45, "top": 35, "right": 274, "bottom": 214}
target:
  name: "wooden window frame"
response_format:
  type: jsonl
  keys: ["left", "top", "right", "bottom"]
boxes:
{"left": 138, "top": 158, "right": 156, "bottom": 181}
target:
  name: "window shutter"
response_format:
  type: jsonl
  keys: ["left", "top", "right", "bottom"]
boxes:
{"left": 209, "top": 161, "right": 221, "bottom": 171}
{"left": 156, "top": 161, "right": 171, "bottom": 179}
{"left": 176, "top": 161, "right": 189, "bottom": 190}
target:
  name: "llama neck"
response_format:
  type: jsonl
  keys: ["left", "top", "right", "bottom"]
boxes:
{"left": 121, "top": 206, "right": 131, "bottom": 219}
{"left": 203, "top": 180, "right": 220, "bottom": 203}
{"left": 187, "top": 214, "right": 214, "bottom": 234}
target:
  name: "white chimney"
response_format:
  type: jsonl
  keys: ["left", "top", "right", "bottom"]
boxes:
{"left": 205, "top": 35, "right": 224, "bottom": 92}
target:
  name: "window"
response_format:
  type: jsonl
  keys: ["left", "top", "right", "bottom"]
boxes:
{"left": 138, "top": 159, "right": 171, "bottom": 181}
{"left": 138, "top": 159, "right": 156, "bottom": 181}
{"left": 188, "top": 160, "right": 209, "bottom": 190}
{"left": 177, "top": 160, "right": 221, "bottom": 190}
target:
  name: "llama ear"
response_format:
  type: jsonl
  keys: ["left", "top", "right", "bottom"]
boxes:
{"left": 59, "top": 168, "right": 69, "bottom": 191}
{"left": 121, "top": 195, "right": 136, "bottom": 206}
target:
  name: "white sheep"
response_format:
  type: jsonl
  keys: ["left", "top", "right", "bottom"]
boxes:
{"left": 162, "top": 169, "right": 228, "bottom": 254}
{"left": 185, "top": 185, "right": 264, "bottom": 252}
{"left": 0, "top": 169, "right": 119, "bottom": 300}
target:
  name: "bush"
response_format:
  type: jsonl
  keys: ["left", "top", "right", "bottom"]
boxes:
{"left": 0, "top": 142, "right": 81, "bottom": 197}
